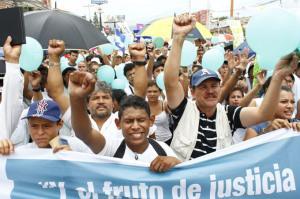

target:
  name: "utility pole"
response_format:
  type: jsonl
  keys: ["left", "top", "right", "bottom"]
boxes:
{"left": 230, "top": 0, "right": 234, "bottom": 18}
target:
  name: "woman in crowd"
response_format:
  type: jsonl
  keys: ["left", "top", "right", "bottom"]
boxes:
{"left": 146, "top": 80, "right": 172, "bottom": 145}
{"left": 244, "top": 86, "right": 300, "bottom": 140}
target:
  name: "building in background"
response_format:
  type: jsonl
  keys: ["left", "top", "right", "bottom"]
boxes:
{"left": 0, "top": 0, "right": 49, "bottom": 11}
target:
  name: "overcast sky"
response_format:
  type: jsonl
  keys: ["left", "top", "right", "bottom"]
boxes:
{"left": 54, "top": 0, "right": 300, "bottom": 25}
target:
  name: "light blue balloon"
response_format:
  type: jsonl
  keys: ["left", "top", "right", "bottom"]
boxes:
{"left": 257, "top": 54, "right": 279, "bottom": 70}
{"left": 202, "top": 48, "right": 224, "bottom": 71}
{"left": 99, "top": 43, "right": 115, "bottom": 55}
{"left": 213, "top": 45, "right": 225, "bottom": 55}
{"left": 181, "top": 40, "right": 197, "bottom": 67}
{"left": 246, "top": 7, "right": 300, "bottom": 58}
{"left": 76, "top": 54, "right": 85, "bottom": 64}
{"left": 97, "top": 65, "right": 115, "bottom": 84}
{"left": 156, "top": 72, "right": 165, "bottom": 90}
{"left": 153, "top": 37, "right": 164, "bottom": 48}
{"left": 20, "top": 37, "right": 43, "bottom": 71}
{"left": 111, "top": 78, "right": 126, "bottom": 90}
{"left": 211, "top": 36, "right": 219, "bottom": 45}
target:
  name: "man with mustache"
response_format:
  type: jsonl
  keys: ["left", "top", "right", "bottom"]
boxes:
{"left": 164, "top": 14, "right": 299, "bottom": 161}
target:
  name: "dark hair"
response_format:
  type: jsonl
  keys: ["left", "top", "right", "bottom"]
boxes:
{"left": 37, "top": 65, "right": 48, "bottom": 90}
{"left": 112, "top": 89, "right": 127, "bottom": 104}
{"left": 123, "top": 63, "right": 135, "bottom": 76}
{"left": 118, "top": 95, "right": 151, "bottom": 119}
{"left": 70, "top": 50, "right": 79, "bottom": 54}
{"left": 156, "top": 55, "right": 167, "bottom": 63}
{"left": 94, "top": 55, "right": 104, "bottom": 65}
{"left": 192, "top": 64, "right": 202, "bottom": 71}
{"left": 152, "top": 61, "right": 164, "bottom": 73}
{"left": 281, "top": 85, "right": 293, "bottom": 93}
{"left": 226, "top": 87, "right": 244, "bottom": 105}
{"left": 85, "top": 54, "right": 94, "bottom": 62}
{"left": 147, "top": 80, "right": 161, "bottom": 91}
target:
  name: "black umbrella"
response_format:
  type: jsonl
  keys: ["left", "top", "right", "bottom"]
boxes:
{"left": 24, "top": 10, "right": 109, "bottom": 49}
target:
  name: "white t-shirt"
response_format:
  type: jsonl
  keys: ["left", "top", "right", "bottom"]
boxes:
{"left": 17, "top": 136, "right": 92, "bottom": 153}
{"left": 124, "top": 84, "right": 134, "bottom": 96}
{"left": 0, "top": 63, "right": 24, "bottom": 139}
{"left": 62, "top": 107, "right": 156, "bottom": 139}
{"left": 98, "top": 137, "right": 177, "bottom": 163}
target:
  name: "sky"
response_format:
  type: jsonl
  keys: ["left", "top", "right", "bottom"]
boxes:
{"left": 53, "top": 0, "right": 300, "bottom": 26}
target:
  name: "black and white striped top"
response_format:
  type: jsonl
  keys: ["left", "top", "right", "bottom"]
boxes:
{"left": 170, "top": 98, "right": 243, "bottom": 159}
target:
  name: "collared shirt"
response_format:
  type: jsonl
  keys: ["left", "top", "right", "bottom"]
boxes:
{"left": 170, "top": 98, "right": 243, "bottom": 158}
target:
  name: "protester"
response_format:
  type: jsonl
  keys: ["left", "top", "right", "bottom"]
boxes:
{"left": 0, "top": 36, "right": 24, "bottom": 139}
{"left": 163, "top": 13, "right": 299, "bottom": 161}
{"left": 77, "top": 61, "right": 88, "bottom": 72}
{"left": 45, "top": 40, "right": 156, "bottom": 140}
{"left": 68, "top": 50, "right": 79, "bottom": 67}
{"left": 112, "top": 89, "right": 127, "bottom": 113}
{"left": 69, "top": 71, "right": 181, "bottom": 172}
{"left": 244, "top": 86, "right": 300, "bottom": 140}
{"left": 0, "top": 99, "right": 89, "bottom": 155}
{"left": 152, "top": 61, "right": 164, "bottom": 80}
{"left": 123, "top": 63, "right": 135, "bottom": 96}
{"left": 146, "top": 80, "right": 172, "bottom": 144}
{"left": 62, "top": 67, "right": 77, "bottom": 89}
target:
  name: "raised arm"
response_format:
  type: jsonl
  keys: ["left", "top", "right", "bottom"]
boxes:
{"left": 146, "top": 44, "right": 155, "bottom": 80}
{"left": 29, "top": 71, "right": 43, "bottom": 101}
{"left": 219, "top": 49, "right": 249, "bottom": 103}
{"left": 69, "top": 71, "right": 105, "bottom": 153}
{"left": 239, "top": 71, "right": 265, "bottom": 107}
{"left": 0, "top": 36, "right": 23, "bottom": 138}
{"left": 46, "top": 40, "right": 69, "bottom": 114}
{"left": 164, "top": 14, "right": 195, "bottom": 109}
{"left": 129, "top": 43, "right": 148, "bottom": 98}
{"left": 240, "top": 54, "right": 299, "bottom": 127}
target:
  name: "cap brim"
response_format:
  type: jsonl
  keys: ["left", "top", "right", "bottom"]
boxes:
{"left": 22, "top": 115, "right": 60, "bottom": 122}
{"left": 193, "top": 76, "right": 221, "bottom": 87}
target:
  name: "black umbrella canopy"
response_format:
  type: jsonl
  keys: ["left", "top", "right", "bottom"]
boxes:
{"left": 24, "top": 10, "right": 109, "bottom": 49}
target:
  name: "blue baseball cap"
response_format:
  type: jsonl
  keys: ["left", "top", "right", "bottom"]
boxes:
{"left": 23, "top": 99, "right": 61, "bottom": 122}
{"left": 191, "top": 69, "right": 221, "bottom": 87}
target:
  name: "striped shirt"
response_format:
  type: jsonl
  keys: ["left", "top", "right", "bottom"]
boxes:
{"left": 170, "top": 98, "right": 243, "bottom": 159}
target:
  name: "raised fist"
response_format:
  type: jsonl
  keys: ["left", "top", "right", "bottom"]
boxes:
{"left": 172, "top": 13, "right": 196, "bottom": 38}
{"left": 129, "top": 43, "right": 146, "bottom": 62}
{"left": 68, "top": 71, "right": 96, "bottom": 98}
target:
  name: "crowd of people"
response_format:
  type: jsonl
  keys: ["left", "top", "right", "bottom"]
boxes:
{"left": 0, "top": 14, "right": 300, "bottom": 173}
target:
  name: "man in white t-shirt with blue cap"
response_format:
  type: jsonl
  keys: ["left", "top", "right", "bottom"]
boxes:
{"left": 0, "top": 99, "right": 89, "bottom": 154}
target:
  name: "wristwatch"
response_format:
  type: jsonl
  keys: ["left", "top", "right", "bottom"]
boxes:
{"left": 133, "top": 61, "right": 147, "bottom": 66}
{"left": 32, "top": 87, "right": 41, "bottom": 92}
